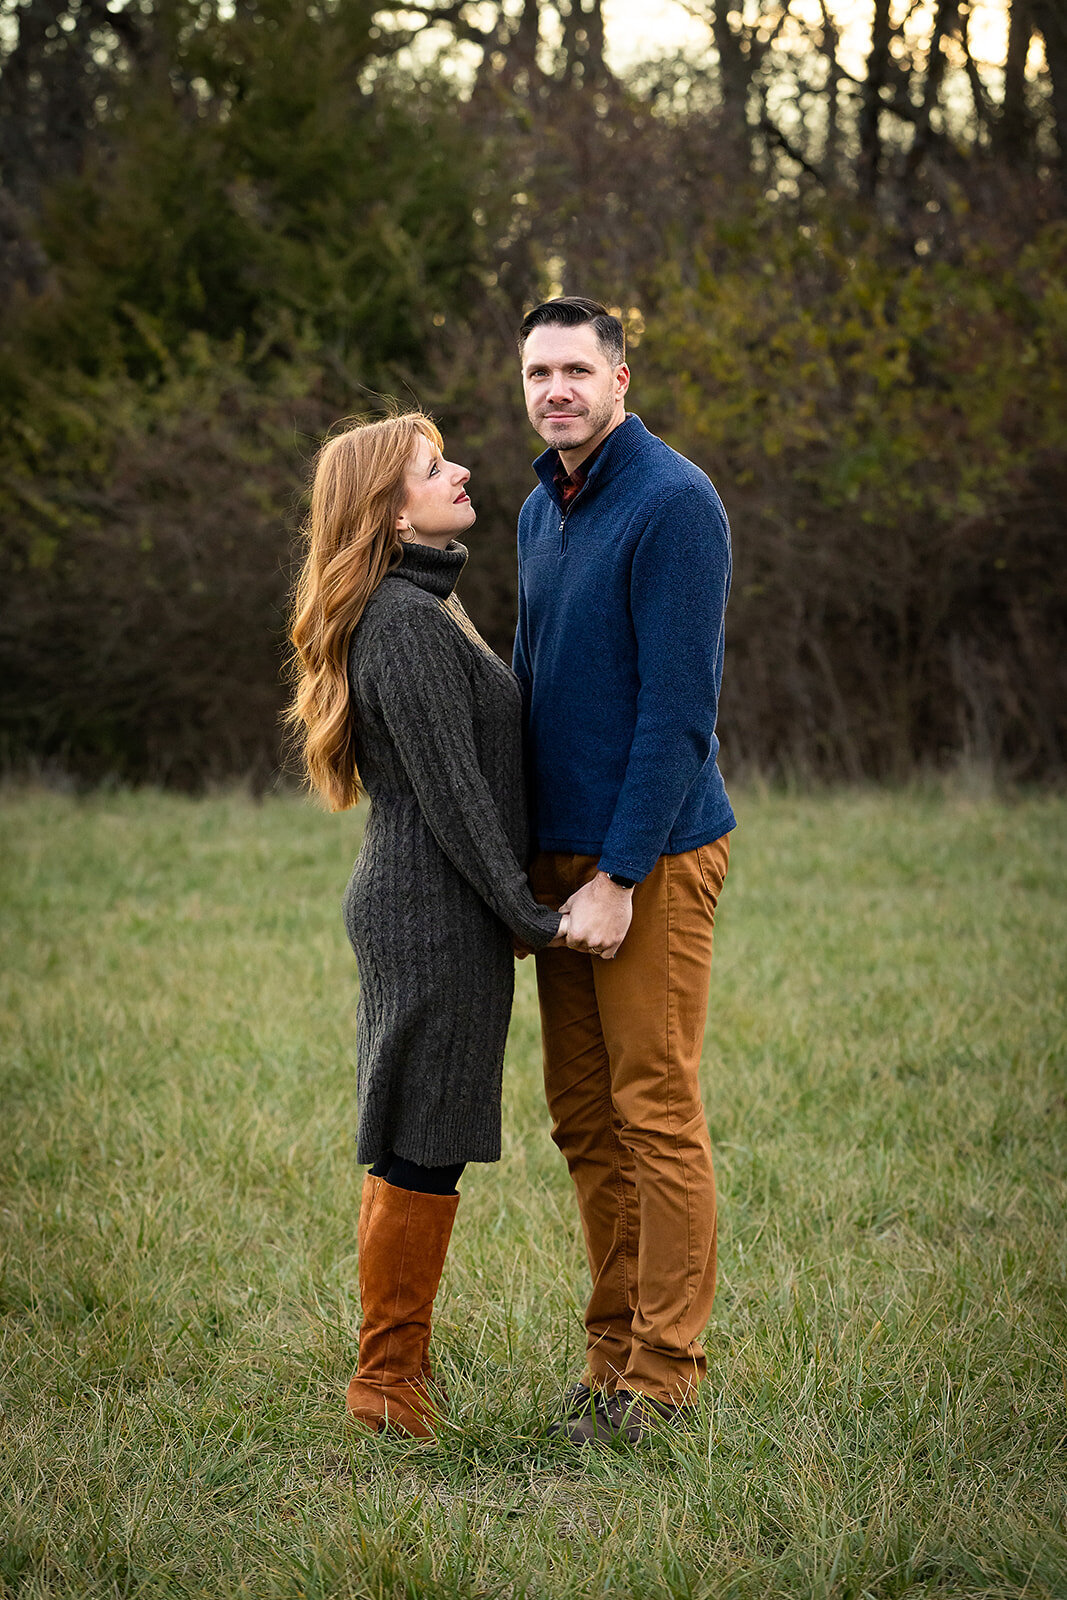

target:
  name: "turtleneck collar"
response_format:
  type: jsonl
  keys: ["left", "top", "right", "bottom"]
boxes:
{"left": 392, "top": 540, "right": 468, "bottom": 600}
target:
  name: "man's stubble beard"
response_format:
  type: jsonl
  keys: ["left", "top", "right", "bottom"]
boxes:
{"left": 531, "top": 391, "right": 618, "bottom": 452}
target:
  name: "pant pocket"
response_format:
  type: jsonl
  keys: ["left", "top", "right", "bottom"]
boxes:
{"left": 695, "top": 836, "right": 729, "bottom": 901}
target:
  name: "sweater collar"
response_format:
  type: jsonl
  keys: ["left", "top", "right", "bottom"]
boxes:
{"left": 392, "top": 539, "right": 468, "bottom": 599}
{"left": 532, "top": 413, "right": 650, "bottom": 507}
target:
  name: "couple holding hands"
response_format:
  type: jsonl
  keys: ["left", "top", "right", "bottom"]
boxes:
{"left": 287, "top": 296, "right": 735, "bottom": 1448}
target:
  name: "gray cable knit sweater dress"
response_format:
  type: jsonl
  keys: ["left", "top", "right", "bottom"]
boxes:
{"left": 342, "top": 540, "right": 562, "bottom": 1167}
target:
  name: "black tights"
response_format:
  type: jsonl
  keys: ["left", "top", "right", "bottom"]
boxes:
{"left": 369, "top": 1151, "right": 465, "bottom": 1195}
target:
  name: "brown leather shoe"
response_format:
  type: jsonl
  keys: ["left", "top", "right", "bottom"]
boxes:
{"left": 545, "top": 1382, "right": 597, "bottom": 1438}
{"left": 562, "top": 1388, "right": 686, "bottom": 1446}
{"left": 345, "top": 1176, "right": 459, "bottom": 1439}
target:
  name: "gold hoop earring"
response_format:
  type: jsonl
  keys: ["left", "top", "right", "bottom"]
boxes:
{"left": 399, "top": 522, "right": 417, "bottom": 544}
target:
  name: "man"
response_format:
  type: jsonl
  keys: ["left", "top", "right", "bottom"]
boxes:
{"left": 513, "top": 296, "right": 736, "bottom": 1445}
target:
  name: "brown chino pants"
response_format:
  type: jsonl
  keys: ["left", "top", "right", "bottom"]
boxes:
{"left": 530, "top": 837, "right": 729, "bottom": 1406}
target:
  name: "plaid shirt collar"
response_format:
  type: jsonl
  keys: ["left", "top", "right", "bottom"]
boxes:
{"left": 553, "top": 439, "right": 607, "bottom": 509}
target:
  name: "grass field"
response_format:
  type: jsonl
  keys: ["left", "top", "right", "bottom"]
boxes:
{"left": 1, "top": 785, "right": 1065, "bottom": 1600}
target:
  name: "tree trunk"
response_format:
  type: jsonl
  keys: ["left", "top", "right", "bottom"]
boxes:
{"left": 999, "top": 0, "right": 1035, "bottom": 163}
{"left": 511, "top": 0, "right": 544, "bottom": 86}
{"left": 713, "top": 3, "right": 755, "bottom": 169}
{"left": 1032, "top": 0, "right": 1067, "bottom": 205}
{"left": 584, "top": 0, "right": 606, "bottom": 86}
{"left": 907, "top": 0, "right": 959, "bottom": 177}
{"left": 818, "top": 0, "right": 844, "bottom": 178}
{"left": 857, "top": 0, "right": 892, "bottom": 198}
{"left": 558, "top": 0, "right": 608, "bottom": 85}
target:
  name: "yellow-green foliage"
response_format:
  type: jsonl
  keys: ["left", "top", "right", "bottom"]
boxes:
{"left": 643, "top": 214, "right": 1067, "bottom": 522}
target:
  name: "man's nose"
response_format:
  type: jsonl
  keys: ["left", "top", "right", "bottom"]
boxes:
{"left": 546, "top": 374, "right": 572, "bottom": 402}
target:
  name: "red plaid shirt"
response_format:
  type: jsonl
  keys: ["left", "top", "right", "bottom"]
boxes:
{"left": 554, "top": 441, "right": 606, "bottom": 509}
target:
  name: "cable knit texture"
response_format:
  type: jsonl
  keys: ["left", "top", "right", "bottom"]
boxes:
{"left": 343, "top": 539, "right": 561, "bottom": 1166}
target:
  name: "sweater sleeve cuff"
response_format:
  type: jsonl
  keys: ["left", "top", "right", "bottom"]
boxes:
{"left": 515, "top": 902, "right": 562, "bottom": 952}
{"left": 596, "top": 857, "right": 650, "bottom": 885}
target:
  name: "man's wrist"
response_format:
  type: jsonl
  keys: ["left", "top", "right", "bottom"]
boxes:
{"left": 601, "top": 870, "right": 637, "bottom": 892}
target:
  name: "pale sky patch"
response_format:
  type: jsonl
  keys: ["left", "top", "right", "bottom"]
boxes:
{"left": 601, "top": 0, "right": 1013, "bottom": 77}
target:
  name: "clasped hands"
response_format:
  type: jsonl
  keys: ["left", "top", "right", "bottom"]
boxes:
{"left": 519, "top": 872, "right": 634, "bottom": 962}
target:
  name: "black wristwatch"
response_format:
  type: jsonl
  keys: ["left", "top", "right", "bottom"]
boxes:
{"left": 606, "top": 871, "right": 637, "bottom": 890}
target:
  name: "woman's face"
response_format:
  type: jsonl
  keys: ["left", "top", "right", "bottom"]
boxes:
{"left": 397, "top": 436, "right": 476, "bottom": 548}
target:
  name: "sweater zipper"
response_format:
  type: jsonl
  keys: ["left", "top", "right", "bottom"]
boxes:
{"left": 558, "top": 480, "right": 590, "bottom": 556}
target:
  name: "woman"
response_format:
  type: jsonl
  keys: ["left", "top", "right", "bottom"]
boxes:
{"left": 287, "top": 412, "right": 565, "bottom": 1439}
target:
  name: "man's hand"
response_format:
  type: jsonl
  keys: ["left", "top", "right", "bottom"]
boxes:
{"left": 560, "top": 874, "right": 634, "bottom": 960}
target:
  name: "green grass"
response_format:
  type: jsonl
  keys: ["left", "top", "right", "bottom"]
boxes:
{"left": 1, "top": 784, "right": 1065, "bottom": 1600}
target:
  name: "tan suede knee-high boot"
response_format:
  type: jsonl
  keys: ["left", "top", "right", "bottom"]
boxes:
{"left": 346, "top": 1176, "right": 459, "bottom": 1438}
{"left": 355, "top": 1175, "right": 448, "bottom": 1399}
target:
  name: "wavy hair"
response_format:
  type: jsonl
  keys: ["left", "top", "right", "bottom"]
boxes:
{"left": 285, "top": 412, "right": 442, "bottom": 810}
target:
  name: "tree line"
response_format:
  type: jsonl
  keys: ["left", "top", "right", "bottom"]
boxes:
{"left": 1, "top": 0, "right": 1064, "bottom": 786}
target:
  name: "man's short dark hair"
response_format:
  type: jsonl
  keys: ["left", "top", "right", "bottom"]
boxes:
{"left": 518, "top": 297, "right": 626, "bottom": 367}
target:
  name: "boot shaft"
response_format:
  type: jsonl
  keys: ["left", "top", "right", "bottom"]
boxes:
{"left": 356, "top": 1176, "right": 459, "bottom": 1383}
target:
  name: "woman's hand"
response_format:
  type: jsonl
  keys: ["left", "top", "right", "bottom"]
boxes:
{"left": 515, "top": 911, "right": 570, "bottom": 958}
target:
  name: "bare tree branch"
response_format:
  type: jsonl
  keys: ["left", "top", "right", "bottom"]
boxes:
{"left": 959, "top": 4, "right": 995, "bottom": 135}
{"left": 760, "top": 114, "right": 826, "bottom": 183}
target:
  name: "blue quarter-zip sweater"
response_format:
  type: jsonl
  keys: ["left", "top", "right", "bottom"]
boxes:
{"left": 513, "top": 413, "right": 736, "bottom": 883}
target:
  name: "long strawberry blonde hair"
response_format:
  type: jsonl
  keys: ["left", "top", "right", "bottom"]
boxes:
{"left": 286, "top": 411, "right": 443, "bottom": 810}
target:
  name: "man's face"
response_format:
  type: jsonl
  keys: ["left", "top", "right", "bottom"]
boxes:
{"left": 522, "top": 324, "right": 629, "bottom": 457}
